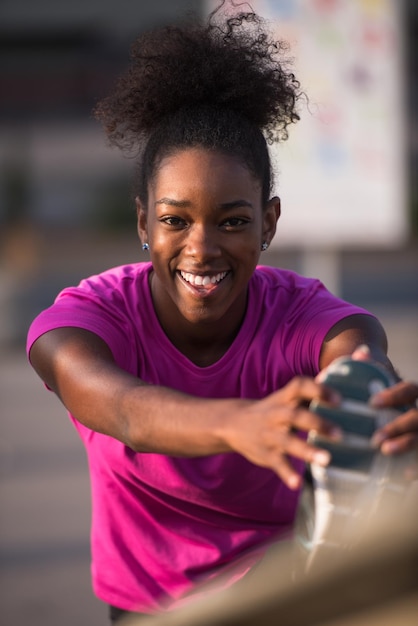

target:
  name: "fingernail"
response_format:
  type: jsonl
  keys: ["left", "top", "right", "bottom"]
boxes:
{"left": 288, "top": 475, "right": 302, "bottom": 490}
{"left": 329, "top": 427, "right": 343, "bottom": 440}
{"left": 329, "top": 391, "right": 342, "bottom": 405}
{"left": 370, "top": 393, "right": 385, "bottom": 408}
{"left": 381, "top": 440, "right": 398, "bottom": 455}
{"left": 356, "top": 344, "right": 371, "bottom": 354}
{"left": 313, "top": 450, "right": 331, "bottom": 466}
{"left": 371, "top": 431, "right": 389, "bottom": 448}
{"left": 316, "top": 371, "right": 326, "bottom": 383}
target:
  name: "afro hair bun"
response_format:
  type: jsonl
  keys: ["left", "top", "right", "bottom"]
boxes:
{"left": 94, "top": 4, "right": 302, "bottom": 153}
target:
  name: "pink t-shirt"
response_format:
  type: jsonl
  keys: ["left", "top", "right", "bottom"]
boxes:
{"left": 27, "top": 263, "right": 372, "bottom": 612}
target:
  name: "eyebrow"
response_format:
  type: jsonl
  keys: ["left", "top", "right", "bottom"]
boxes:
{"left": 155, "top": 198, "right": 255, "bottom": 210}
{"left": 155, "top": 198, "right": 190, "bottom": 208}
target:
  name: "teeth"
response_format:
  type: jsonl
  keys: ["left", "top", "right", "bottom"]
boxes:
{"left": 180, "top": 271, "right": 227, "bottom": 287}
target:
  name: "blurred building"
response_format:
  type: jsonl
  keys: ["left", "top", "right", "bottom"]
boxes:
{"left": 0, "top": 1, "right": 205, "bottom": 345}
{"left": 0, "top": 0, "right": 205, "bottom": 231}
{"left": 0, "top": 0, "right": 417, "bottom": 346}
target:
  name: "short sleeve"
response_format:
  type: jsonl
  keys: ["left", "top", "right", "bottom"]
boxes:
{"left": 27, "top": 277, "right": 135, "bottom": 372}
{"left": 279, "top": 279, "right": 375, "bottom": 376}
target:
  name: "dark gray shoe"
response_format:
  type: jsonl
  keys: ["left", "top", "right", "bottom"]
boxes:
{"left": 295, "top": 357, "right": 414, "bottom": 572}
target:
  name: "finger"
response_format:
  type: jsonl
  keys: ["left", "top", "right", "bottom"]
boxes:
{"left": 282, "top": 406, "right": 343, "bottom": 439}
{"left": 370, "top": 381, "right": 418, "bottom": 408}
{"left": 270, "top": 455, "right": 303, "bottom": 490}
{"left": 268, "top": 436, "right": 331, "bottom": 489}
{"left": 268, "top": 428, "right": 331, "bottom": 468}
{"left": 283, "top": 432, "right": 332, "bottom": 467}
{"left": 381, "top": 432, "right": 418, "bottom": 455}
{"left": 351, "top": 344, "right": 371, "bottom": 361}
{"left": 372, "top": 408, "right": 418, "bottom": 452}
{"left": 283, "top": 376, "right": 341, "bottom": 406}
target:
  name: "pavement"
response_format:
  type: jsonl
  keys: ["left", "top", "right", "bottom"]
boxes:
{"left": 1, "top": 239, "right": 417, "bottom": 626}
{"left": 1, "top": 349, "right": 105, "bottom": 625}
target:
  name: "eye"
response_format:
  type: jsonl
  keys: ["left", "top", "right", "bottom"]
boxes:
{"left": 160, "top": 216, "right": 187, "bottom": 228}
{"left": 221, "top": 217, "right": 250, "bottom": 229}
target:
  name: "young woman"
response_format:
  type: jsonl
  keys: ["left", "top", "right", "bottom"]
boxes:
{"left": 27, "top": 5, "right": 418, "bottom": 624}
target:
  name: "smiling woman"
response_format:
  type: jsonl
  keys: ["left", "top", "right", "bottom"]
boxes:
{"left": 26, "top": 1, "right": 418, "bottom": 624}
{"left": 137, "top": 148, "right": 279, "bottom": 355}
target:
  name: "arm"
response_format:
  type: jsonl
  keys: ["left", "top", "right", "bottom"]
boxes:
{"left": 29, "top": 327, "right": 235, "bottom": 456}
{"left": 319, "top": 313, "right": 391, "bottom": 371}
{"left": 30, "top": 327, "right": 341, "bottom": 489}
{"left": 30, "top": 315, "right": 417, "bottom": 490}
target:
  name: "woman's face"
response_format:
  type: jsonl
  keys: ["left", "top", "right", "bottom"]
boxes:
{"left": 137, "top": 147, "right": 280, "bottom": 342}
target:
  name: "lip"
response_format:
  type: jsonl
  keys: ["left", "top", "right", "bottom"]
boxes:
{"left": 176, "top": 270, "right": 230, "bottom": 296}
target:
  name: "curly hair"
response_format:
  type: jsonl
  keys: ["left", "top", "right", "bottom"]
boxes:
{"left": 94, "top": 2, "right": 302, "bottom": 204}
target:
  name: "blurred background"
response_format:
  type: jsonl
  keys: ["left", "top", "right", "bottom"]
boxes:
{"left": 1, "top": 1, "right": 417, "bottom": 625}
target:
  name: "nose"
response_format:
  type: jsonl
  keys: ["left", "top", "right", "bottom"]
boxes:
{"left": 185, "top": 224, "right": 221, "bottom": 261}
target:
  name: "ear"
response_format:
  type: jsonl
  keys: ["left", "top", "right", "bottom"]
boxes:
{"left": 136, "top": 197, "right": 148, "bottom": 245}
{"left": 262, "top": 196, "right": 281, "bottom": 246}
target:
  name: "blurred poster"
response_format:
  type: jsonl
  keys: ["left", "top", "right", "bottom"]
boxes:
{"left": 206, "top": 0, "right": 407, "bottom": 248}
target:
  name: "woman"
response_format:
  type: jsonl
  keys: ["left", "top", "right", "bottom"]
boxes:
{"left": 27, "top": 5, "right": 418, "bottom": 623}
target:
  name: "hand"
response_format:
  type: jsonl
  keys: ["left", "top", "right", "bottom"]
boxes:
{"left": 228, "top": 377, "right": 342, "bottom": 490}
{"left": 369, "top": 382, "right": 418, "bottom": 455}
{"left": 352, "top": 344, "right": 418, "bottom": 472}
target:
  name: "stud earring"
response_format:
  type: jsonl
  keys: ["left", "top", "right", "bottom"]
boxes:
{"left": 142, "top": 243, "right": 150, "bottom": 251}
{"left": 261, "top": 242, "right": 269, "bottom": 251}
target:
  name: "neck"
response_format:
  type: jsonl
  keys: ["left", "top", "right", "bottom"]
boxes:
{"left": 161, "top": 309, "right": 246, "bottom": 367}
{"left": 150, "top": 274, "right": 248, "bottom": 367}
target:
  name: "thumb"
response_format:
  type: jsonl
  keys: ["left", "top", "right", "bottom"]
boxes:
{"left": 351, "top": 344, "right": 371, "bottom": 361}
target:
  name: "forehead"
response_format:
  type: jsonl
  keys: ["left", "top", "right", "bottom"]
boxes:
{"left": 150, "top": 148, "right": 262, "bottom": 199}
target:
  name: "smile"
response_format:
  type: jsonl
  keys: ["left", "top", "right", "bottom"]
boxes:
{"left": 179, "top": 270, "right": 228, "bottom": 287}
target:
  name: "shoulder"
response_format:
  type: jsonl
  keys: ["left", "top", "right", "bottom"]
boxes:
{"left": 49, "top": 262, "right": 154, "bottom": 315}
{"left": 51, "top": 261, "right": 154, "bottom": 332}
{"left": 250, "top": 266, "right": 376, "bottom": 376}
{"left": 27, "top": 263, "right": 153, "bottom": 365}
{"left": 72, "top": 262, "right": 152, "bottom": 300}
{"left": 252, "top": 265, "right": 371, "bottom": 317}
{"left": 253, "top": 265, "right": 313, "bottom": 288}
{"left": 252, "top": 265, "right": 312, "bottom": 291}
{"left": 251, "top": 265, "right": 336, "bottom": 308}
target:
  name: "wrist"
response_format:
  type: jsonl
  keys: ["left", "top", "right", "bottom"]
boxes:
{"left": 212, "top": 397, "right": 253, "bottom": 454}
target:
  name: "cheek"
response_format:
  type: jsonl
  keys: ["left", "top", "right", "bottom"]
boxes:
{"left": 235, "top": 242, "right": 261, "bottom": 276}
{"left": 243, "top": 233, "right": 262, "bottom": 258}
{"left": 148, "top": 225, "right": 174, "bottom": 251}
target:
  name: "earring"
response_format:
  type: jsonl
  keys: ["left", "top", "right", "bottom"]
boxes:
{"left": 261, "top": 242, "right": 269, "bottom": 251}
{"left": 142, "top": 243, "right": 150, "bottom": 251}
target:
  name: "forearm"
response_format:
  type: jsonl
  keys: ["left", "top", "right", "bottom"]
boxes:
{"left": 29, "top": 328, "right": 345, "bottom": 488}
{"left": 29, "top": 327, "right": 246, "bottom": 456}
{"left": 116, "top": 381, "right": 247, "bottom": 455}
